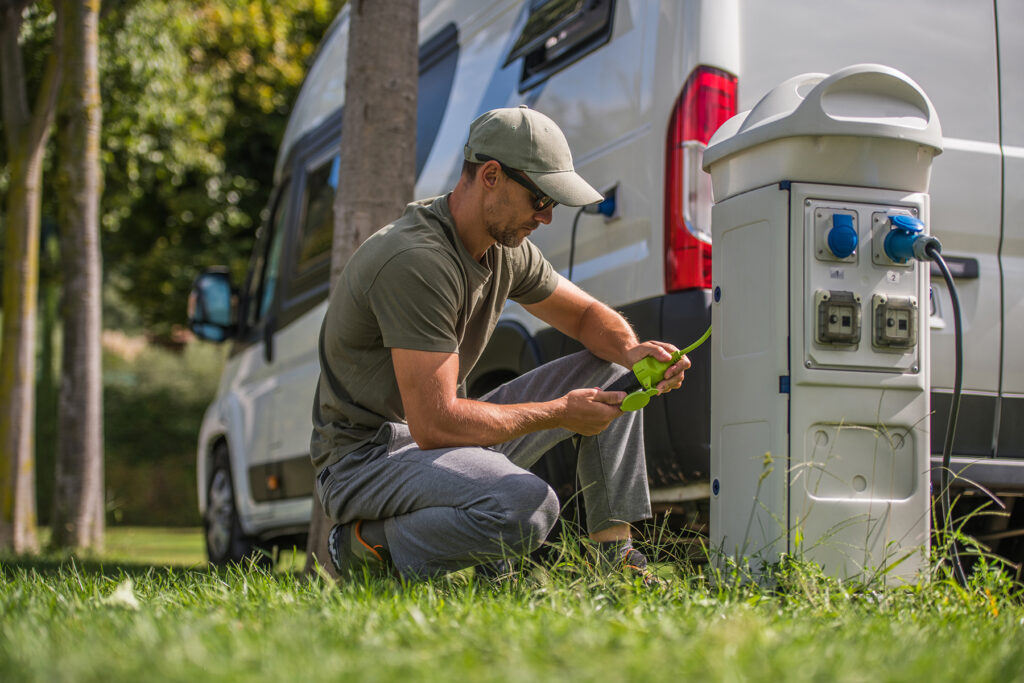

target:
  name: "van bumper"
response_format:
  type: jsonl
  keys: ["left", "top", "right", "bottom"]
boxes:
{"left": 932, "top": 456, "right": 1024, "bottom": 492}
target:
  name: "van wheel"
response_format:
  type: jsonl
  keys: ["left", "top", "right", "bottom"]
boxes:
{"left": 205, "top": 444, "right": 272, "bottom": 569}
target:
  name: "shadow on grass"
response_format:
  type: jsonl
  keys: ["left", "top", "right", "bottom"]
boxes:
{"left": 1, "top": 553, "right": 211, "bottom": 578}
{"left": 0, "top": 553, "right": 310, "bottom": 582}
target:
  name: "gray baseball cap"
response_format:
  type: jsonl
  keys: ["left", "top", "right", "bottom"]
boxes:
{"left": 464, "top": 105, "right": 603, "bottom": 207}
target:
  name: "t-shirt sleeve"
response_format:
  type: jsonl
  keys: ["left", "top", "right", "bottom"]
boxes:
{"left": 508, "top": 238, "right": 559, "bottom": 304}
{"left": 365, "top": 248, "right": 462, "bottom": 353}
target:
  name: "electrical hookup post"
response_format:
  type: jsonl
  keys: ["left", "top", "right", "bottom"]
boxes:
{"left": 702, "top": 65, "right": 944, "bottom": 583}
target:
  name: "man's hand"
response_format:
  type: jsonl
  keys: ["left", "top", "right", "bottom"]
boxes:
{"left": 560, "top": 387, "right": 626, "bottom": 435}
{"left": 624, "top": 341, "right": 691, "bottom": 394}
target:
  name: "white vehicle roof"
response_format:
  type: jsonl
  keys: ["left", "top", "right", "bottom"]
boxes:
{"left": 274, "top": 0, "right": 509, "bottom": 184}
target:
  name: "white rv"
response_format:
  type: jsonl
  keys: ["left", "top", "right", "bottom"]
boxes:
{"left": 188, "top": 0, "right": 1023, "bottom": 565}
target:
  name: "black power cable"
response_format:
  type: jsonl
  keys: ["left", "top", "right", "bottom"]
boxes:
{"left": 562, "top": 200, "right": 613, "bottom": 357}
{"left": 567, "top": 206, "right": 586, "bottom": 283}
{"left": 926, "top": 242, "right": 970, "bottom": 587}
{"left": 556, "top": 207, "right": 590, "bottom": 364}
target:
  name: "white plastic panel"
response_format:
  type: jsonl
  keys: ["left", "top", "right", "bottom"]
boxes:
{"left": 789, "top": 184, "right": 930, "bottom": 581}
{"left": 788, "top": 383, "right": 930, "bottom": 580}
{"left": 800, "top": 423, "right": 916, "bottom": 502}
{"left": 710, "top": 181, "right": 929, "bottom": 582}
{"left": 705, "top": 65, "right": 942, "bottom": 190}
{"left": 710, "top": 184, "right": 790, "bottom": 570}
{"left": 716, "top": 420, "right": 783, "bottom": 559}
{"left": 801, "top": 196, "right": 926, "bottom": 375}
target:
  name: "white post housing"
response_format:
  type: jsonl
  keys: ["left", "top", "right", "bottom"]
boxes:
{"left": 702, "top": 64, "right": 943, "bottom": 582}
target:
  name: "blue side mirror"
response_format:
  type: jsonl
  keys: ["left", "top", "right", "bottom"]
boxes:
{"left": 188, "top": 268, "right": 236, "bottom": 343}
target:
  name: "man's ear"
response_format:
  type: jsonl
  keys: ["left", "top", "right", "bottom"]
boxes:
{"left": 480, "top": 160, "right": 501, "bottom": 189}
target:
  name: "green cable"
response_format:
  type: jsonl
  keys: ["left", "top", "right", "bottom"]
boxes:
{"left": 679, "top": 324, "right": 712, "bottom": 356}
{"left": 620, "top": 324, "right": 712, "bottom": 412}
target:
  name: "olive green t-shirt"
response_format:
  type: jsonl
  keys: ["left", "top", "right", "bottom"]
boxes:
{"left": 310, "top": 194, "right": 558, "bottom": 471}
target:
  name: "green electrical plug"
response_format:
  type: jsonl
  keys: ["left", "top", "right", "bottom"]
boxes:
{"left": 620, "top": 325, "right": 712, "bottom": 412}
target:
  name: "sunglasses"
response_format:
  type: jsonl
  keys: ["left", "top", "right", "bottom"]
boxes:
{"left": 477, "top": 155, "right": 558, "bottom": 212}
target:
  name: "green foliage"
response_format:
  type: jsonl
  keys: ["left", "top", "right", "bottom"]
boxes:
{"left": 102, "top": 340, "right": 227, "bottom": 525}
{"left": 2, "top": 0, "right": 342, "bottom": 335}
{"left": 35, "top": 337, "right": 227, "bottom": 526}
{"left": 97, "top": 0, "right": 342, "bottom": 335}
{"left": 1, "top": 533, "right": 1023, "bottom": 682}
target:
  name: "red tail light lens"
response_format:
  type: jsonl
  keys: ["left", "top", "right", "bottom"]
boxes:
{"left": 665, "top": 66, "right": 737, "bottom": 292}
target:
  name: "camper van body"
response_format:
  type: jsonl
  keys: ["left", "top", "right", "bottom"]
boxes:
{"left": 193, "top": 0, "right": 1024, "bottom": 561}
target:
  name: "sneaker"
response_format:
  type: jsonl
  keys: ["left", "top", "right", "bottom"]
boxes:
{"left": 621, "top": 547, "right": 662, "bottom": 586}
{"left": 593, "top": 540, "right": 662, "bottom": 587}
{"left": 475, "top": 557, "right": 515, "bottom": 582}
{"left": 327, "top": 521, "right": 393, "bottom": 577}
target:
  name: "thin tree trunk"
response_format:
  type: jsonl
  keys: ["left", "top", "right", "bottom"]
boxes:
{"left": 51, "top": 0, "right": 104, "bottom": 551}
{"left": 0, "top": 0, "right": 63, "bottom": 553}
{"left": 306, "top": 0, "right": 418, "bottom": 575}
{"left": 328, "top": 0, "right": 418, "bottom": 286}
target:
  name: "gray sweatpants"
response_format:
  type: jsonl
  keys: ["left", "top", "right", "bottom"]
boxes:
{"left": 315, "top": 351, "right": 652, "bottom": 578}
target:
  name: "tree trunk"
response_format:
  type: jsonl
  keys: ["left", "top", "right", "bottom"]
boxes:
{"left": 0, "top": 0, "right": 63, "bottom": 553}
{"left": 306, "top": 0, "right": 419, "bottom": 575}
{"left": 51, "top": 0, "right": 104, "bottom": 551}
{"left": 327, "top": 0, "right": 419, "bottom": 286}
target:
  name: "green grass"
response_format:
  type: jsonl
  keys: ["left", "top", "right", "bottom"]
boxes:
{"left": 100, "top": 526, "right": 207, "bottom": 567}
{"left": 31, "top": 526, "right": 208, "bottom": 568}
{"left": 2, "top": 529, "right": 1024, "bottom": 682}
{"left": 35, "top": 526, "right": 307, "bottom": 572}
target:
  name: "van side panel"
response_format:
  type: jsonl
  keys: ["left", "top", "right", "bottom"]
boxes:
{"left": 738, "top": 0, "right": 1004, "bottom": 456}
{"left": 529, "top": 0, "right": 670, "bottom": 309}
{"left": 996, "top": 0, "right": 1024, "bottom": 457}
{"left": 415, "top": 1, "right": 525, "bottom": 199}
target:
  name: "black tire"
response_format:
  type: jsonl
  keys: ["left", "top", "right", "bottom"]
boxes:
{"left": 204, "top": 443, "right": 272, "bottom": 569}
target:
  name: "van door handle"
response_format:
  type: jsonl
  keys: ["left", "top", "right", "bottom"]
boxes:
{"left": 263, "top": 315, "right": 276, "bottom": 363}
{"left": 930, "top": 256, "right": 978, "bottom": 279}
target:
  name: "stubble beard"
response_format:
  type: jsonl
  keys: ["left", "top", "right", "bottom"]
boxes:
{"left": 484, "top": 190, "right": 537, "bottom": 248}
{"left": 486, "top": 221, "right": 533, "bottom": 248}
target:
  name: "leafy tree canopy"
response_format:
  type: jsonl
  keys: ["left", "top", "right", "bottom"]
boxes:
{"left": 100, "top": 0, "right": 342, "bottom": 335}
{"left": 1, "top": 0, "right": 343, "bottom": 336}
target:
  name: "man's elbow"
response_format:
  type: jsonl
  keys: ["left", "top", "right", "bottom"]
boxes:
{"left": 407, "top": 418, "right": 447, "bottom": 451}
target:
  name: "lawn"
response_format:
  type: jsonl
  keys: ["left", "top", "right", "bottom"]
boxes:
{"left": 98, "top": 526, "right": 207, "bottom": 567}
{"left": 2, "top": 528, "right": 1023, "bottom": 682}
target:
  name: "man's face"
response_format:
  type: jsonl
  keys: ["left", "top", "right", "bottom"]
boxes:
{"left": 483, "top": 170, "right": 554, "bottom": 248}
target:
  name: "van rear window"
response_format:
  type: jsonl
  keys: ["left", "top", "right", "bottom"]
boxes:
{"left": 505, "top": 0, "right": 615, "bottom": 91}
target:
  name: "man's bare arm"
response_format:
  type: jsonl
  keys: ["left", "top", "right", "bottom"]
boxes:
{"left": 392, "top": 347, "right": 625, "bottom": 450}
{"left": 523, "top": 276, "right": 691, "bottom": 393}
{"left": 522, "top": 276, "right": 638, "bottom": 366}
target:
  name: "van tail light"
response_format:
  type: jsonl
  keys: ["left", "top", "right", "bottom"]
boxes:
{"left": 665, "top": 66, "right": 737, "bottom": 292}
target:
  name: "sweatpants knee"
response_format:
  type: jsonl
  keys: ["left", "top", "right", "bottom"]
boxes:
{"left": 494, "top": 476, "right": 559, "bottom": 555}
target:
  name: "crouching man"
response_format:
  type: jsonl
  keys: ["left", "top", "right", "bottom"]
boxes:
{"left": 310, "top": 106, "right": 690, "bottom": 580}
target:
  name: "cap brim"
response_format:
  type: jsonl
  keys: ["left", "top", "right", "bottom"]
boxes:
{"left": 525, "top": 169, "right": 603, "bottom": 207}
